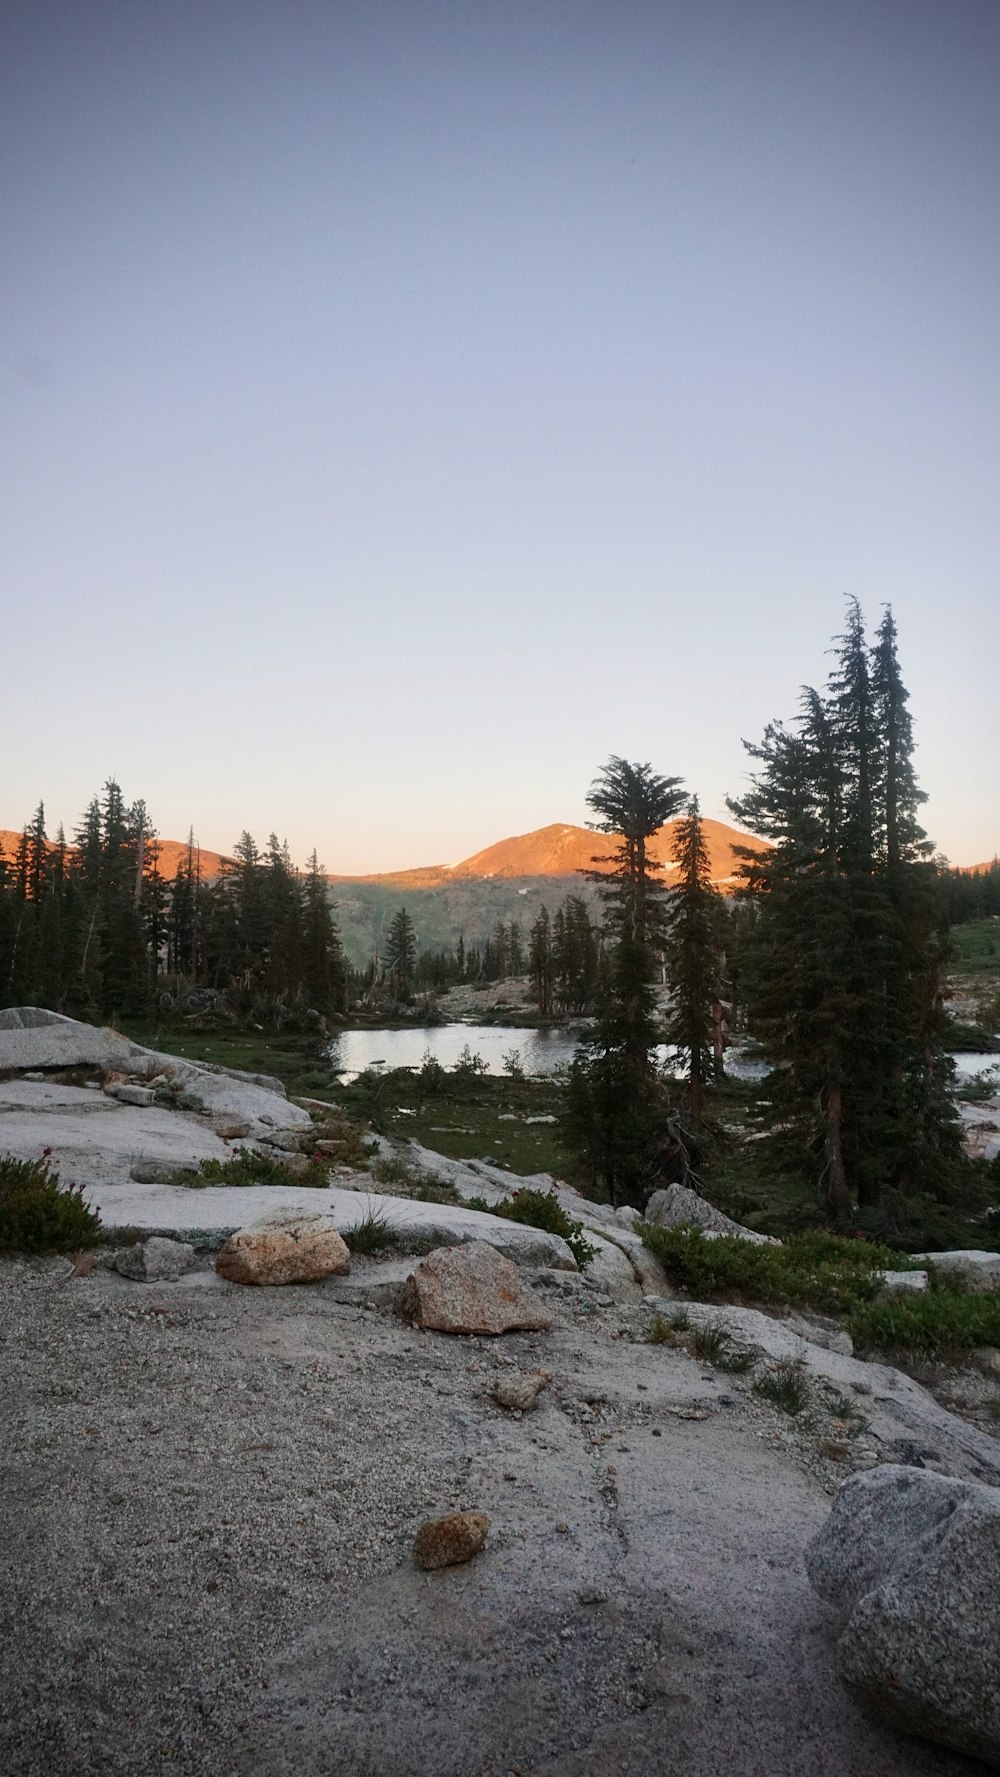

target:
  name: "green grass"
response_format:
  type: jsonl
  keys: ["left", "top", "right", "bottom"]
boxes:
{"left": 344, "top": 1209, "right": 398, "bottom": 1256}
{"left": 753, "top": 1359, "right": 812, "bottom": 1417}
{"left": 189, "top": 1151, "right": 332, "bottom": 1188}
{"left": 0, "top": 1153, "right": 103, "bottom": 1254}
{"left": 339, "top": 1064, "right": 577, "bottom": 1178}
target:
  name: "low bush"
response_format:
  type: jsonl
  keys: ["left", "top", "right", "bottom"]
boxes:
{"left": 848, "top": 1290, "right": 1000, "bottom": 1358}
{"left": 465, "top": 1187, "right": 597, "bottom": 1270}
{"left": 640, "top": 1225, "right": 917, "bottom": 1317}
{"left": 0, "top": 1153, "right": 103, "bottom": 1254}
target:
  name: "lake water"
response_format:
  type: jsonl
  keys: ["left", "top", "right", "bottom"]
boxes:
{"left": 327, "top": 1025, "right": 999, "bottom": 1086}
{"left": 327, "top": 1024, "right": 769, "bottom": 1081}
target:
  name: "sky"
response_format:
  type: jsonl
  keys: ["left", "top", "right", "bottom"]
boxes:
{"left": 3, "top": 0, "right": 998, "bottom": 871}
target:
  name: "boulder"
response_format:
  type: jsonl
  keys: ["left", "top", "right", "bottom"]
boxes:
{"left": 399, "top": 1241, "right": 553, "bottom": 1335}
{"left": 215, "top": 1212, "right": 351, "bottom": 1286}
{"left": 644, "top": 1182, "right": 780, "bottom": 1245}
{"left": 915, "top": 1249, "right": 1000, "bottom": 1292}
{"left": 113, "top": 1237, "right": 194, "bottom": 1282}
{"left": 413, "top": 1511, "right": 490, "bottom": 1570}
{"left": 806, "top": 1464, "right": 1000, "bottom": 1767}
{"left": 874, "top": 1269, "right": 928, "bottom": 1297}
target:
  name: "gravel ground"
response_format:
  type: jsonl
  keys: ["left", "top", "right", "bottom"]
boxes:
{"left": 1, "top": 1255, "right": 991, "bottom": 1777}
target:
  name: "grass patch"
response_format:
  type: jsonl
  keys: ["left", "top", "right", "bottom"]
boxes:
{"left": 344, "top": 1209, "right": 398, "bottom": 1256}
{"left": 190, "top": 1152, "right": 332, "bottom": 1188}
{"left": 753, "top": 1359, "right": 812, "bottom": 1417}
{"left": 692, "top": 1324, "right": 730, "bottom": 1364}
{"left": 646, "top": 1314, "right": 675, "bottom": 1344}
{"left": 464, "top": 1187, "right": 597, "bottom": 1270}
{"left": 369, "top": 1155, "right": 461, "bottom": 1204}
{"left": 0, "top": 1153, "right": 103, "bottom": 1254}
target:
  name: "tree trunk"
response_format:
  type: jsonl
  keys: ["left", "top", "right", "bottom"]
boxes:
{"left": 821, "top": 1081, "right": 851, "bottom": 1226}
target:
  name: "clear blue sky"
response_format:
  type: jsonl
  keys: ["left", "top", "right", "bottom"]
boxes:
{"left": 3, "top": 0, "right": 997, "bottom": 869}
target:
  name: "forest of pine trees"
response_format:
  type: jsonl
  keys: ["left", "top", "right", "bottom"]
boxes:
{"left": 0, "top": 785, "right": 348, "bottom": 1024}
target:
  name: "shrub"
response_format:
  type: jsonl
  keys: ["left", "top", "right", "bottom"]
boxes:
{"left": 848, "top": 1290, "right": 1000, "bottom": 1358}
{"left": 0, "top": 1153, "right": 102, "bottom": 1254}
{"left": 454, "top": 1045, "right": 489, "bottom": 1079}
{"left": 640, "top": 1224, "right": 916, "bottom": 1317}
{"left": 502, "top": 1048, "right": 525, "bottom": 1080}
{"left": 418, "top": 1051, "right": 447, "bottom": 1094}
{"left": 465, "top": 1187, "right": 597, "bottom": 1270}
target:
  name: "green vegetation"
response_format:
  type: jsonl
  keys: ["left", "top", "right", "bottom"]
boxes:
{"left": 343, "top": 1208, "right": 398, "bottom": 1255}
{"left": 728, "top": 604, "right": 965, "bottom": 1238}
{"left": 639, "top": 1223, "right": 1000, "bottom": 1359}
{"left": 663, "top": 798, "right": 727, "bottom": 1117}
{"left": 565, "top": 755, "right": 687, "bottom": 1206}
{"left": 465, "top": 1186, "right": 597, "bottom": 1269}
{"left": 0, "top": 1153, "right": 103, "bottom": 1253}
{"left": 640, "top": 1225, "right": 917, "bottom": 1316}
{"left": 848, "top": 1289, "right": 1000, "bottom": 1358}
{"left": 189, "top": 1150, "right": 332, "bottom": 1188}
{"left": 753, "top": 1359, "right": 812, "bottom": 1417}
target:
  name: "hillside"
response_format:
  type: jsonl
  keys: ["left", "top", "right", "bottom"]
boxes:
{"left": 0, "top": 830, "right": 230, "bottom": 881}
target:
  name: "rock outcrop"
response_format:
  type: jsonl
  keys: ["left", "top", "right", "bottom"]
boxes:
{"left": 806, "top": 1465, "right": 1000, "bottom": 1767}
{"left": 644, "top": 1181, "right": 780, "bottom": 1245}
{"left": 399, "top": 1241, "right": 553, "bottom": 1335}
{"left": 215, "top": 1212, "right": 351, "bottom": 1286}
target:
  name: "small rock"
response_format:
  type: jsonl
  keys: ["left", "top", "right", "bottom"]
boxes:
{"left": 114, "top": 1084, "right": 156, "bottom": 1107}
{"left": 130, "top": 1160, "right": 200, "bottom": 1185}
{"left": 216, "top": 1213, "right": 351, "bottom": 1286}
{"left": 492, "top": 1369, "right": 552, "bottom": 1412}
{"left": 258, "top": 1128, "right": 303, "bottom": 1152}
{"left": 413, "top": 1511, "right": 489, "bottom": 1570}
{"left": 113, "top": 1237, "right": 194, "bottom": 1282}
{"left": 216, "top": 1121, "right": 252, "bottom": 1141}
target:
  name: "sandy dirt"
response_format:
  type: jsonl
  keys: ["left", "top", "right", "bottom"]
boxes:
{"left": 1, "top": 1255, "right": 989, "bottom": 1777}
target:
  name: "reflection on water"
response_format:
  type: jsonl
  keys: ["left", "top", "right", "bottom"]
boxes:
{"left": 326, "top": 1024, "right": 770, "bottom": 1081}
{"left": 328, "top": 1025, "right": 576, "bottom": 1079}
{"left": 326, "top": 1024, "right": 992, "bottom": 1086}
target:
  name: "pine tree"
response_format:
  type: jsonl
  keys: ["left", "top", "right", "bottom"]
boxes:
{"left": 728, "top": 606, "right": 963, "bottom": 1235}
{"left": 384, "top": 907, "right": 417, "bottom": 999}
{"left": 565, "top": 756, "right": 686, "bottom": 1206}
{"left": 663, "top": 797, "right": 726, "bottom": 1116}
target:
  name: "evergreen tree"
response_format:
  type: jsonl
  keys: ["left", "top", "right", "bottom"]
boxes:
{"left": 565, "top": 756, "right": 686, "bottom": 1206}
{"left": 384, "top": 907, "right": 417, "bottom": 999}
{"left": 663, "top": 797, "right": 727, "bottom": 1116}
{"left": 728, "top": 606, "right": 963, "bottom": 1235}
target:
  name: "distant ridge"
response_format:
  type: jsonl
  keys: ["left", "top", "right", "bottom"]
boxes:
{"left": 0, "top": 830, "right": 230, "bottom": 880}
{"left": 4, "top": 821, "right": 995, "bottom": 888}
{"left": 327, "top": 816, "right": 766, "bottom": 891}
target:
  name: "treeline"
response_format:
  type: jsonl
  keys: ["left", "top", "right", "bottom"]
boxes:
{"left": 360, "top": 900, "right": 605, "bottom": 1014}
{"left": 0, "top": 787, "right": 347, "bottom": 1024}
{"left": 941, "top": 860, "right": 1000, "bottom": 925}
